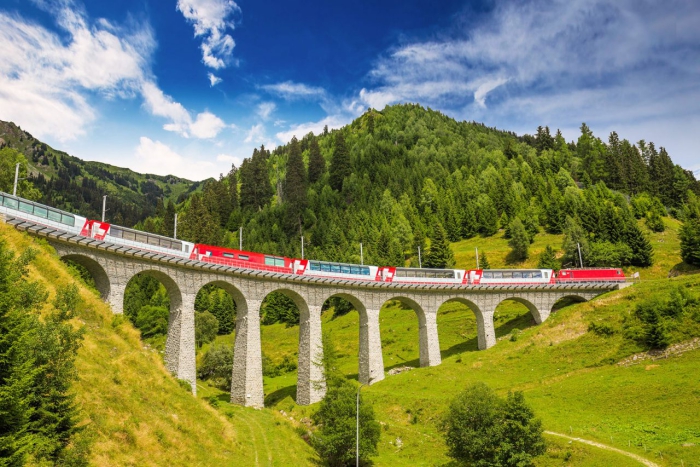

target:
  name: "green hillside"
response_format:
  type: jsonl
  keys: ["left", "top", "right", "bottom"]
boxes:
{"left": 0, "top": 221, "right": 316, "bottom": 466}
{"left": 195, "top": 218, "right": 700, "bottom": 466}
{"left": 0, "top": 120, "right": 200, "bottom": 227}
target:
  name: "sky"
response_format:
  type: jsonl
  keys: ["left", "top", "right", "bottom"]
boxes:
{"left": 0, "top": 0, "right": 698, "bottom": 181}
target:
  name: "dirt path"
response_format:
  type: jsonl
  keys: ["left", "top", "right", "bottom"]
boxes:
{"left": 545, "top": 431, "right": 660, "bottom": 467}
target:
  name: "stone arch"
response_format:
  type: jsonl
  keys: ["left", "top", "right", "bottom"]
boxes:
{"left": 123, "top": 269, "right": 195, "bottom": 393}
{"left": 438, "top": 297, "right": 489, "bottom": 352}
{"left": 550, "top": 294, "right": 588, "bottom": 314}
{"left": 60, "top": 253, "right": 111, "bottom": 300}
{"left": 258, "top": 286, "right": 325, "bottom": 406}
{"left": 377, "top": 295, "right": 437, "bottom": 371}
{"left": 318, "top": 291, "right": 381, "bottom": 385}
{"left": 497, "top": 296, "right": 544, "bottom": 324}
{"left": 195, "top": 280, "right": 247, "bottom": 336}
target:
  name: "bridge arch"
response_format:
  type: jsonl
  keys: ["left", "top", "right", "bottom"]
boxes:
{"left": 551, "top": 294, "right": 589, "bottom": 314}
{"left": 60, "top": 253, "right": 111, "bottom": 301}
{"left": 437, "top": 297, "right": 487, "bottom": 353}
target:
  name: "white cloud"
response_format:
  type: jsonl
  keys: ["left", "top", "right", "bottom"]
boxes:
{"left": 356, "top": 0, "right": 700, "bottom": 167}
{"left": 0, "top": 7, "right": 152, "bottom": 141}
{"left": 275, "top": 115, "right": 348, "bottom": 145}
{"left": 177, "top": 0, "right": 239, "bottom": 69}
{"left": 133, "top": 136, "right": 216, "bottom": 180}
{"left": 256, "top": 102, "right": 276, "bottom": 120}
{"left": 261, "top": 81, "right": 326, "bottom": 100}
{"left": 0, "top": 4, "right": 230, "bottom": 142}
{"left": 244, "top": 123, "right": 266, "bottom": 143}
{"left": 473, "top": 77, "right": 508, "bottom": 108}
{"left": 208, "top": 72, "right": 222, "bottom": 86}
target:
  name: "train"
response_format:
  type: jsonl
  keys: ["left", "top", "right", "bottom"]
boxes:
{"left": 0, "top": 191, "right": 627, "bottom": 285}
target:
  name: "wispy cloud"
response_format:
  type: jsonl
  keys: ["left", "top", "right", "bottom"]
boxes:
{"left": 244, "top": 123, "right": 265, "bottom": 143}
{"left": 0, "top": 2, "right": 230, "bottom": 141}
{"left": 208, "top": 72, "right": 222, "bottom": 86}
{"left": 358, "top": 0, "right": 700, "bottom": 140}
{"left": 261, "top": 81, "right": 326, "bottom": 100}
{"left": 177, "top": 0, "right": 239, "bottom": 70}
{"left": 256, "top": 102, "right": 276, "bottom": 120}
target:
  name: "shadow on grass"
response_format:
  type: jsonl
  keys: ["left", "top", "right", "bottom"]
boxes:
{"left": 440, "top": 336, "right": 479, "bottom": 360}
{"left": 551, "top": 296, "right": 587, "bottom": 312}
{"left": 265, "top": 384, "right": 297, "bottom": 406}
{"left": 384, "top": 358, "right": 420, "bottom": 373}
{"left": 494, "top": 313, "right": 536, "bottom": 339}
{"left": 669, "top": 261, "right": 700, "bottom": 277}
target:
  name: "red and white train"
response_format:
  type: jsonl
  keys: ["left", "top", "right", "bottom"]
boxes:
{"left": 1, "top": 191, "right": 627, "bottom": 285}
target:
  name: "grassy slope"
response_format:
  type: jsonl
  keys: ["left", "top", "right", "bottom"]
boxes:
{"left": 199, "top": 216, "right": 700, "bottom": 466}
{"left": 0, "top": 221, "right": 316, "bottom": 466}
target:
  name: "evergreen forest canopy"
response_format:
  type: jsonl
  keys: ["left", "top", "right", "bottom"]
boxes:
{"left": 134, "top": 104, "right": 699, "bottom": 272}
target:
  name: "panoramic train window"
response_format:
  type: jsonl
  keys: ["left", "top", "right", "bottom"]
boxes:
{"left": 3, "top": 197, "right": 18, "bottom": 209}
{"left": 239, "top": 255, "right": 249, "bottom": 261}
{"left": 223, "top": 253, "right": 234, "bottom": 258}
{"left": 264, "top": 256, "right": 287, "bottom": 267}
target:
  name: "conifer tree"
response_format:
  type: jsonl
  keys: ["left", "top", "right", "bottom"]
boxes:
{"left": 537, "top": 245, "right": 560, "bottom": 269}
{"left": 508, "top": 217, "right": 530, "bottom": 261}
{"left": 424, "top": 222, "right": 455, "bottom": 268}
{"left": 329, "top": 132, "right": 351, "bottom": 191}
{"left": 307, "top": 138, "right": 325, "bottom": 184}
{"left": 625, "top": 223, "right": 654, "bottom": 267}
{"left": 285, "top": 136, "right": 308, "bottom": 234}
{"left": 562, "top": 216, "right": 589, "bottom": 267}
{"left": 479, "top": 252, "right": 491, "bottom": 269}
{"left": 680, "top": 216, "right": 700, "bottom": 267}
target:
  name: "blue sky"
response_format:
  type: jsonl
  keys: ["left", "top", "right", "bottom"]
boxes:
{"left": 1, "top": 0, "right": 698, "bottom": 180}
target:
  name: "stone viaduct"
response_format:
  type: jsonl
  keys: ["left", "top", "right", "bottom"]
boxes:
{"left": 7, "top": 217, "right": 626, "bottom": 408}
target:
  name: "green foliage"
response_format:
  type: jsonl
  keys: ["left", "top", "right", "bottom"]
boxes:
{"left": 0, "top": 147, "right": 41, "bottom": 200}
{"left": 195, "top": 311, "right": 219, "bottom": 348}
{"left": 0, "top": 238, "right": 87, "bottom": 465}
{"left": 680, "top": 205, "right": 700, "bottom": 266}
{"left": 261, "top": 292, "right": 299, "bottom": 326}
{"left": 311, "top": 377, "right": 380, "bottom": 466}
{"left": 284, "top": 136, "right": 308, "bottom": 235}
{"left": 424, "top": 222, "right": 455, "bottom": 268}
{"left": 645, "top": 211, "right": 665, "bottom": 232}
{"left": 441, "top": 382, "right": 545, "bottom": 467}
{"left": 480, "top": 252, "right": 491, "bottom": 269}
{"left": 536, "top": 245, "right": 559, "bottom": 269}
{"left": 308, "top": 137, "right": 326, "bottom": 184}
{"left": 262, "top": 354, "right": 297, "bottom": 378}
{"left": 195, "top": 286, "right": 236, "bottom": 335}
{"left": 135, "top": 305, "right": 169, "bottom": 338}
{"left": 197, "top": 344, "right": 234, "bottom": 391}
{"left": 329, "top": 132, "right": 351, "bottom": 192}
{"left": 507, "top": 217, "right": 530, "bottom": 261}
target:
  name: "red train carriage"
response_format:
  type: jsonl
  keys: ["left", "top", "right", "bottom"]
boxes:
{"left": 556, "top": 268, "right": 626, "bottom": 283}
{"left": 191, "top": 244, "right": 293, "bottom": 274}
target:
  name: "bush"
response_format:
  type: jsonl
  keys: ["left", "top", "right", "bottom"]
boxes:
{"left": 195, "top": 311, "right": 219, "bottom": 347}
{"left": 197, "top": 344, "right": 234, "bottom": 390}
{"left": 134, "top": 305, "right": 169, "bottom": 338}
{"left": 588, "top": 322, "right": 616, "bottom": 337}
{"left": 311, "top": 378, "right": 380, "bottom": 466}
{"left": 441, "top": 382, "right": 545, "bottom": 467}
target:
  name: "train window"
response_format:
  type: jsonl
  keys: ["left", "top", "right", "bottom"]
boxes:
{"left": 148, "top": 235, "right": 160, "bottom": 246}
{"left": 341, "top": 265, "right": 351, "bottom": 274}
{"left": 502, "top": 272, "right": 512, "bottom": 278}
{"left": 361, "top": 267, "right": 370, "bottom": 275}
{"left": 239, "top": 254, "right": 249, "bottom": 260}
{"left": 320, "top": 263, "right": 331, "bottom": 272}
{"left": 61, "top": 214, "right": 75, "bottom": 226}
{"left": 47, "top": 210, "right": 61, "bottom": 222}
{"left": 264, "top": 256, "right": 276, "bottom": 266}
{"left": 34, "top": 206, "right": 48, "bottom": 218}
{"left": 493, "top": 272, "right": 503, "bottom": 278}
{"left": 533, "top": 272, "right": 542, "bottom": 278}
{"left": 134, "top": 233, "right": 147, "bottom": 244}
{"left": 483, "top": 272, "right": 492, "bottom": 279}
{"left": 457, "top": 272, "right": 461, "bottom": 279}
{"left": 275, "top": 258, "right": 286, "bottom": 267}
{"left": 183, "top": 244, "right": 188, "bottom": 253}
{"left": 544, "top": 272, "right": 549, "bottom": 278}
{"left": 331, "top": 264, "right": 341, "bottom": 273}
{"left": 124, "top": 230, "right": 136, "bottom": 241}
{"left": 523, "top": 272, "right": 532, "bottom": 278}
{"left": 310, "top": 262, "right": 321, "bottom": 271}
{"left": 3, "top": 197, "right": 18, "bottom": 209}
{"left": 223, "top": 253, "right": 234, "bottom": 258}
{"left": 19, "top": 201, "right": 33, "bottom": 214}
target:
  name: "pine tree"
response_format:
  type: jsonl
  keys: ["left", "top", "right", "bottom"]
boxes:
{"left": 680, "top": 217, "right": 700, "bottom": 266}
{"left": 537, "top": 245, "right": 560, "bottom": 269}
{"left": 478, "top": 252, "right": 490, "bottom": 269}
{"left": 307, "top": 138, "right": 325, "bottom": 184}
{"left": 285, "top": 136, "right": 308, "bottom": 235}
{"left": 562, "top": 216, "right": 589, "bottom": 267}
{"left": 508, "top": 217, "right": 530, "bottom": 261}
{"left": 329, "top": 132, "right": 351, "bottom": 191}
{"left": 624, "top": 223, "right": 654, "bottom": 267}
{"left": 424, "top": 222, "right": 455, "bottom": 268}
{"left": 240, "top": 146, "right": 273, "bottom": 210}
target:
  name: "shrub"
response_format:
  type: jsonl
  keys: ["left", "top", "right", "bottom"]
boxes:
{"left": 441, "top": 382, "right": 545, "bottom": 467}
{"left": 588, "top": 322, "right": 616, "bottom": 337}
{"left": 197, "top": 344, "right": 234, "bottom": 390}
{"left": 134, "top": 305, "right": 169, "bottom": 338}
{"left": 195, "top": 311, "right": 219, "bottom": 347}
